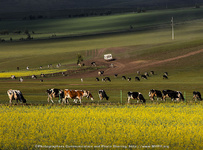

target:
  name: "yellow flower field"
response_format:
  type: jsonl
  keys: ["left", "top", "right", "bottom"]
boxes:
{"left": 0, "top": 104, "right": 202, "bottom": 149}
{"left": 0, "top": 69, "right": 67, "bottom": 78}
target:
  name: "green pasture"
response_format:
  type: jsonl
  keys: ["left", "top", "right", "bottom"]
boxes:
{"left": 0, "top": 68, "right": 203, "bottom": 105}
{"left": 0, "top": 7, "right": 203, "bottom": 105}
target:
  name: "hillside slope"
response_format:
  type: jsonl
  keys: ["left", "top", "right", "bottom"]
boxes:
{"left": 0, "top": 0, "right": 202, "bottom": 13}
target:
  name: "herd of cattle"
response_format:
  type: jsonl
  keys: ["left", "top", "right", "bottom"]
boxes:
{"left": 7, "top": 88, "right": 202, "bottom": 104}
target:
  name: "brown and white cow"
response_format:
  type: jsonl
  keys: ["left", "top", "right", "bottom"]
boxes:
{"left": 63, "top": 89, "right": 94, "bottom": 104}
{"left": 149, "top": 89, "right": 162, "bottom": 101}
{"left": 193, "top": 91, "right": 202, "bottom": 101}
{"left": 7, "top": 89, "right": 27, "bottom": 104}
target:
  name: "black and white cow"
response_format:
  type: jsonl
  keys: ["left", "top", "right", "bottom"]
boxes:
{"left": 122, "top": 76, "right": 126, "bottom": 80}
{"left": 7, "top": 89, "right": 27, "bottom": 103}
{"left": 141, "top": 75, "right": 147, "bottom": 80}
{"left": 162, "top": 90, "right": 184, "bottom": 101}
{"left": 11, "top": 75, "right": 16, "bottom": 79}
{"left": 104, "top": 77, "right": 111, "bottom": 82}
{"left": 32, "top": 75, "right": 37, "bottom": 79}
{"left": 144, "top": 72, "right": 149, "bottom": 77}
{"left": 163, "top": 75, "right": 168, "bottom": 79}
{"left": 98, "top": 71, "right": 104, "bottom": 76}
{"left": 150, "top": 71, "right": 155, "bottom": 75}
{"left": 114, "top": 74, "right": 118, "bottom": 78}
{"left": 127, "top": 91, "right": 146, "bottom": 103}
{"left": 98, "top": 90, "right": 109, "bottom": 100}
{"left": 135, "top": 76, "right": 140, "bottom": 81}
{"left": 46, "top": 88, "right": 64, "bottom": 103}
{"left": 91, "top": 62, "right": 96, "bottom": 66}
{"left": 19, "top": 77, "right": 23, "bottom": 82}
{"left": 148, "top": 89, "right": 162, "bottom": 101}
{"left": 193, "top": 91, "right": 202, "bottom": 101}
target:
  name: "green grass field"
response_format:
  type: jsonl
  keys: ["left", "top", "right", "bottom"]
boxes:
{"left": 0, "top": 7, "right": 203, "bottom": 105}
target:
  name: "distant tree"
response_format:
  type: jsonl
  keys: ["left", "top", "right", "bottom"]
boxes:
{"left": 195, "top": 3, "right": 200, "bottom": 8}
{"left": 137, "top": 8, "right": 141, "bottom": 13}
{"left": 77, "top": 54, "right": 83, "bottom": 66}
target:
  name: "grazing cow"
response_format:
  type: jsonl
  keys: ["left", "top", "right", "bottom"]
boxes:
{"left": 164, "top": 72, "right": 168, "bottom": 76}
{"left": 7, "top": 89, "right": 26, "bottom": 103}
{"left": 163, "top": 75, "right": 168, "bottom": 79}
{"left": 127, "top": 91, "right": 146, "bottom": 103}
{"left": 144, "top": 72, "right": 149, "bottom": 77}
{"left": 127, "top": 77, "right": 131, "bottom": 82}
{"left": 46, "top": 88, "right": 64, "bottom": 103}
{"left": 114, "top": 74, "right": 118, "bottom": 78}
{"left": 104, "top": 77, "right": 111, "bottom": 82}
{"left": 63, "top": 89, "right": 93, "bottom": 104}
{"left": 122, "top": 76, "right": 126, "bottom": 80}
{"left": 150, "top": 71, "right": 155, "bottom": 75}
{"left": 96, "top": 77, "right": 99, "bottom": 81}
{"left": 32, "top": 75, "right": 37, "bottom": 79}
{"left": 98, "top": 90, "right": 109, "bottom": 100}
{"left": 162, "top": 90, "right": 184, "bottom": 101}
{"left": 148, "top": 89, "right": 162, "bottom": 101}
{"left": 141, "top": 75, "right": 147, "bottom": 80}
{"left": 19, "top": 77, "right": 23, "bottom": 82}
{"left": 193, "top": 91, "right": 202, "bottom": 101}
{"left": 11, "top": 75, "right": 16, "bottom": 79}
{"left": 41, "top": 73, "right": 46, "bottom": 77}
{"left": 98, "top": 71, "right": 104, "bottom": 76}
{"left": 135, "top": 76, "right": 140, "bottom": 81}
{"left": 91, "top": 62, "right": 96, "bottom": 66}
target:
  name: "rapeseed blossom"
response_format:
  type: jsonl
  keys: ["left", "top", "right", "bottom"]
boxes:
{"left": 0, "top": 104, "right": 202, "bottom": 149}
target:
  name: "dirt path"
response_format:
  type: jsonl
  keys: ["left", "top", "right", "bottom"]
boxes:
{"left": 70, "top": 48, "right": 203, "bottom": 78}
{"left": 100, "top": 49, "right": 203, "bottom": 76}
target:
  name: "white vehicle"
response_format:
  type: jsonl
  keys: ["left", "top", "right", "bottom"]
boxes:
{"left": 104, "top": 54, "right": 113, "bottom": 61}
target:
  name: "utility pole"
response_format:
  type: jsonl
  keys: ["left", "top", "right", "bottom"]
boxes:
{"left": 171, "top": 17, "right": 174, "bottom": 40}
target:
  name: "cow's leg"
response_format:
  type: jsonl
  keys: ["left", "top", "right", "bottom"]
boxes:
{"left": 62, "top": 98, "right": 65, "bottom": 104}
{"left": 50, "top": 98, "right": 54, "bottom": 103}
{"left": 9, "top": 95, "right": 12, "bottom": 103}
{"left": 127, "top": 97, "right": 131, "bottom": 103}
{"left": 79, "top": 97, "right": 82, "bottom": 103}
{"left": 47, "top": 94, "right": 50, "bottom": 103}
{"left": 50, "top": 95, "right": 54, "bottom": 103}
{"left": 73, "top": 99, "right": 78, "bottom": 103}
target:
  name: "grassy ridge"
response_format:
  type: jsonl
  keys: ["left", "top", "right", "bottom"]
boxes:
{"left": 1, "top": 8, "right": 203, "bottom": 39}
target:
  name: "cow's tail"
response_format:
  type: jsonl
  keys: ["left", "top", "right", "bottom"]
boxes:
{"left": 139, "top": 93, "right": 146, "bottom": 103}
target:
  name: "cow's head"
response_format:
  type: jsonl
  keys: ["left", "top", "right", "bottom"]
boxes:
{"left": 46, "top": 89, "right": 52, "bottom": 94}
{"left": 148, "top": 89, "right": 155, "bottom": 100}
{"left": 87, "top": 91, "right": 94, "bottom": 101}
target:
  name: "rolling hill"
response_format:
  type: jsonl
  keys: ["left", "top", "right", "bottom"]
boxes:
{"left": 0, "top": 0, "right": 202, "bottom": 19}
